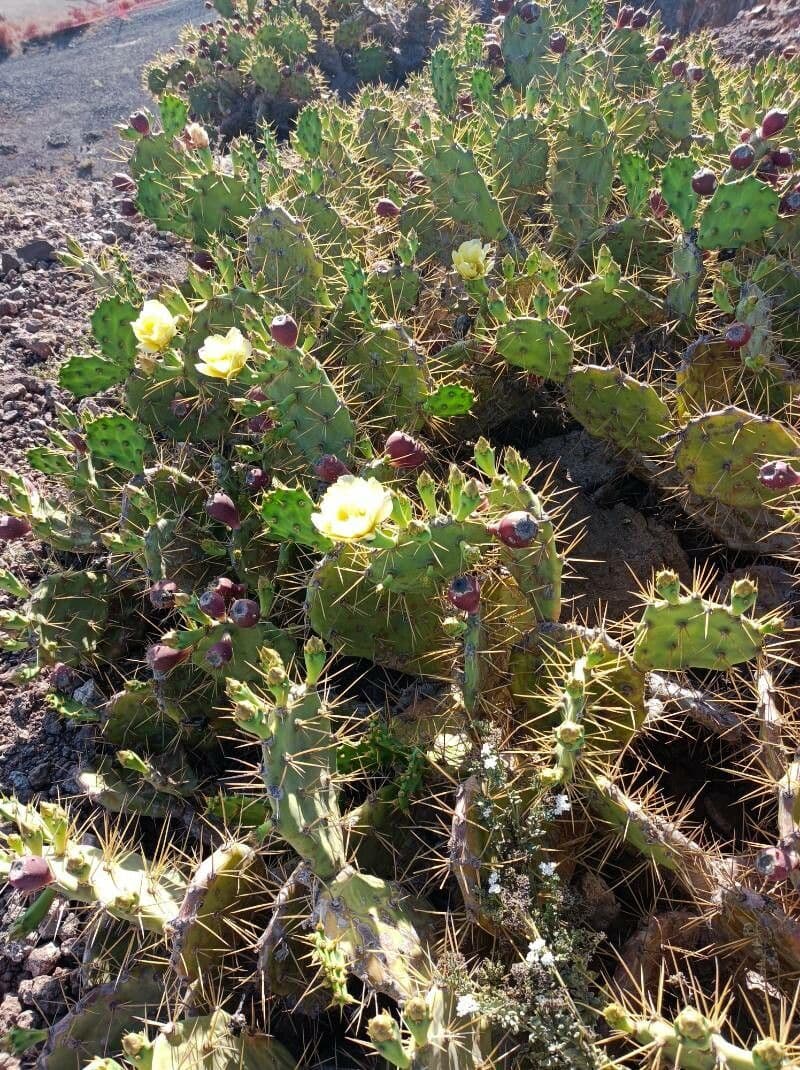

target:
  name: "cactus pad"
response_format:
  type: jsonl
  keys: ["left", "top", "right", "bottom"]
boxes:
{"left": 85, "top": 415, "right": 149, "bottom": 473}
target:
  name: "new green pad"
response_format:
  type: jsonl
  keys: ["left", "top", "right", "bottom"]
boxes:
{"left": 496, "top": 316, "right": 573, "bottom": 381}
{"left": 59, "top": 354, "right": 128, "bottom": 398}
{"left": 90, "top": 296, "right": 138, "bottom": 365}
{"left": 698, "top": 176, "right": 779, "bottom": 250}
{"left": 85, "top": 414, "right": 149, "bottom": 473}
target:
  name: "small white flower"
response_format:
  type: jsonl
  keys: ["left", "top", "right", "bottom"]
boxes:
{"left": 528, "top": 938, "right": 546, "bottom": 954}
{"left": 480, "top": 742, "right": 493, "bottom": 756}
{"left": 553, "top": 793, "right": 571, "bottom": 815}
{"left": 540, "top": 950, "right": 555, "bottom": 967}
{"left": 488, "top": 883, "right": 501, "bottom": 894}
{"left": 483, "top": 755, "right": 498, "bottom": 770}
{"left": 539, "top": 861, "right": 557, "bottom": 876}
{"left": 456, "top": 994, "right": 480, "bottom": 1017}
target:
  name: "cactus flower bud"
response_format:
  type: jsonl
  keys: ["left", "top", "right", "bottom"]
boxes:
{"left": 671, "top": 59, "right": 687, "bottom": 77}
{"left": 314, "top": 454, "right": 351, "bottom": 483}
{"left": 759, "top": 460, "right": 800, "bottom": 490}
{"left": 270, "top": 313, "right": 299, "bottom": 348}
{"left": 230, "top": 598, "right": 260, "bottom": 628}
{"left": 761, "top": 108, "right": 789, "bottom": 139}
{"left": 9, "top": 855, "right": 54, "bottom": 893}
{"left": 129, "top": 112, "right": 150, "bottom": 135}
{"left": 0, "top": 515, "right": 31, "bottom": 541}
{"left": 647, "top": 45, "right": 667, "bottom": 64}
{"left": 724, "top": 321, "right": 753, "bottom": 349}
{"left": 729, "top": 143, "right": 755, "bottom": 171}
{"left": 213, "top": 577, "right": 247, "bottom": 605}
{"left": 549, "top": 31, "right": 567, "bottom": 54}
{"left": 199, "top": 589, "right": 227, "bottom": 619}
{"left": 616, "top": 4, "right": 634, "bottom": 27}
{"left": 375, "top": 198, "right": 401, "bottom": 219}
{"left": 519, "top": 2, "right": 540, "bottom": 21}
{"left": 149, "top": 579, "right": 178, "bottom": 611}
{"left": 245, "top": 467, "right": 269, "bottom": 493}
{"left": 385, "top": 430, "right": 427, "bottom": 469}
{"left": 630, "top": 8, "right": 649, "bottom": 28}
{"left": 687, "top": 66, "right": 705, "bottom": 83}
{"left": 205, "top": 492, "right": 241, "bottom": 530}
{"left": 488, "top": 510, "right": 539, "bottom": 548}
{"left": 691, "top": 168, "right": 717, "bottom": 196}
{"left": 147, "top": 644, "right": 191, "bottom": 675}
{"left": 447, "top": 575, "right": 481, "bottom": 614}
{"left": 205, "top": 634, "right": 234, "bottom": 668}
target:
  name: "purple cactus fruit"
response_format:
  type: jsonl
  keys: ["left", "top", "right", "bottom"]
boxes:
{"left": 199, "top": 589, "right": 227, "bottom": 619}
{"left": 725, "top": 321, "right": 754, "bottom": 349}
{"left": 147, "top": 643, "right": 191, "bottom": 675}
{"left": 691, "top": 168, "right": 717, "bottom": 196}
{"left": 64, "top": 430, "right": 87, "bottom": 454}
{"left": 761, "top": 108, "right": 789, "bottom": 139}
{"left": 248, "top": 413, "right": 274, "bottom": 434}
{"left": 649, "top": 190, "right": 668, "bottom": 219}
{"left": 9, "top": 855, "right": 54, "bottom": 894}
{"left": 314, "top": 454, "right": 351, "bottom": 483}
{"left": 213, "top": 576, "right": 247, "bottom": 604}
{"left": 51, "top": 662, "right": 77, "bottom": 692}
{"left": 205, "top": 634, "right": 234, "bottom": 668}
{"left": 771, "top": 147, "right": 794, "bottom": 169}
{"left": 118, "top": 199, "right": 138, "bottom": 218}
{"left": 759, "top": 460, "right": 800, "bottom": 490}
{"left": 248, "top": 387, "right": 268, "bottom": 403}
{"left": 687, "top": 65, "right": 705, "bottom": 83}
{"left": 757, "top": 158, "right": 780, "bottom": 185}
{"left": 729, "top": 143, "right": 755, "bottom": 171}
{"left": 0, "top": 515, "right": 31, "bottom": 541}
{"left": 385, "top": 430, "right": 427, "bottom": 470}
{"left": 192, "top": 250, "right": 215, "bottom": 272}
{"left": 755, "top": 845, "right": 795, "bottom": 882}
{"left": 170, "top": 398, "right": 191, "bottom": 421}
{"left": 485, "top": 40, "right": 503, "bottom": 63}
{"left": 495, "top": 0, "right": 512, "bottom": 12}
{"left": 447, "top": 575, "right": 480, "bottom": 614}
{"left": 780, "top": 189, "right": 800, "bottom": 215}
{"left": 270, "top": 313, "right": 299, "bottom": 348}
{"left": 616, "top": 4, "right": 634, "bottom": 28}
{"left": 740, "top": 128, "right": 752, "bottom": 142}
{"left": 130, "top": 112, "right": 150, "bottom": 135}
{"left": 112, "top": 172, "right": 136, "bottom": 193}
{"left": 376, "top": 198, "right": 401, "bottom": 219}
{"left": 230, "top": 598, "right": 260, "bottom": 628}
{"left": 407, "top": 169, "right": 427, "bottom": 192}
{"left": 657, "top": 33, "right": 673, "bottom": 52}
{"left": 549, "top": 31, "right": 567, "bottom": 54}
{"left": 457, "top": 92, "right": 473, "bottom": 114}
{"left": 245, "top": 467, "right": 269, "bottom": 493}
{"left": 205, "top": 492, "right": 241, "bottom": 530}
{"left": 647, "top": 45, "right": 667, "bottom": 64}
{"left": 149, "top": 579, "right": 178, "bottom": 612}
{"left": 630, "top": 8, "right": 649, "bottom": 28}
{"left": 519, "top": 2, "right": 540, "bottom": 21}
{"left": 487, "top": 510, "right": 540, "bottom": 548}
{"left": 671, "top": 59, "right": 687, "bottom": 77}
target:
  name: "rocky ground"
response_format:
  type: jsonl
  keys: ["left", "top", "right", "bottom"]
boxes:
{"left": 0, "top": 0, "right": 799, "bottom": 1057}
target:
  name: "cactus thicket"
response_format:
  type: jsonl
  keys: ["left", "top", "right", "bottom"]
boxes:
{"left": 5, "top": 1, "right": 800, "bottom": 1068}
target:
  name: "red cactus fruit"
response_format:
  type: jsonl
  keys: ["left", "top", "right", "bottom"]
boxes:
{"left": 213, "top": 576, "right": 247, "bottom": 604}
{"left": 0, "top": 515, "right": 31, "bottom": 541}
{"left": 549, "top": 31, "right": 567, "bottom": 54}
{"left": 245, "top": 467, "right": 269, "bottom": 493}
{"left": 149, "top": 579, "right": 178, "bottom": 612}
{"left": 51, "top": 663, "right": 77, "bottom": 692}
{"left": 740, "top": 128, "right": 752, "bottom": 142}
{"left": 488, "top": 510, "right": 540, "bottom": 548}
{"left": 205, "top": 634, "right": 233, "bottom": 668}
{"left": 205, "top": 492, "right": 241, "bottom": 530}
{"left": 199, "top": 589, "right": 227, "bottom": 619}
{"left": 407, "top": 169, "right": 427, "bottom": 192}
{"left": 630, "top": 8, "right": 649, "bottom": 28}
{"left": 519, "top": 2, "right": 540, "bottom": 21}
{"left": 314, "top": 454, "right": 351, "bottom": 483}
{"left": 725, "top": 322, "right": 754, "bottom": 349}
{"left": 657, "top": 33, "right": 673, "bottom": 52}
{"left": 270, "top": 313, "right": 299, "bottom": 348}
{"left": 729, "top": 143, "right": 755, "bottom": 171}
{"left": 647, "top": 45, "right": 667, "bottom": 64}
{"left": 616, "top": 4, "right": 634, "bottom": 27}
{"left": 761, "top": 108, "right": 789, "bottom": 139}
{"left": 495, "top": 0, "right": 512, "bottom": 12}
{"left": 691, "top": 168, "right": 717, "bottom": 196}
{"left": 9, "top": 855, "right": 54, "bottom": 893}
{"left": 230, "top": 598, "right": 260, "bottom": 628}
{"left": 447, "top": 574, "right": 481, "bottom": 614}
{"left": 759, "top": 460, "right": 800, "bottom": 490}
{"left": 147, "top": 644, "right": 191, "bottom": 675}
{"left": 485, "top": 40, "right": 503, "bottom": 63}
{"left": 130, "top": 112, "right": 149, "bottom": 135}
{"left": 671, "top": 59, "right": 687, "bottom": 78}
{"left": 170, "top": 398, "right": 191, "bottom": 420}
{"left": 687, "top": 65, "right": 704, "bottom": 82}
{"left": 192, "top": 250, "right": 215, "bottom": 272}
{"left": 780, "top": 190, "right": 800, "bottom": 215}
{"left": 771, "top": 147, "right": 794, "bottom": 169}
{"left": 376, "top": 198, "right": 401, "bottom": 219}
{"left": 385, "top": 430, "right": 427, "bottom": 470}
{"left": 111, "top": 172, "right": 135, "bottom": 192}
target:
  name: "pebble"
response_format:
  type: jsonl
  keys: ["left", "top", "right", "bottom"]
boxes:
{"left": 16, "top": 240, "right": 56, "bottom": 265}
{"left": 25, "top": 943, "right": 61, "bottom": 979}
{"left": 0, "top": 252, "right": 22, "bottom": 278}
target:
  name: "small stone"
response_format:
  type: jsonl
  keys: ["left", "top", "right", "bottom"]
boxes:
{"left": 46, "top": 133, "right": 70, "bottom": 149}
{"left": 27, "top": 761, "right": 51, "bottom": 791}
{"left": 25, "top": 943, "right": 60, "bottom": 979}
{"left": 100, "top": 230, "right": 117, "bottom": 245}
{"left": 0, "top": 301, "right": 19, "bottom": 318}
{"left": 0, "top": 252, "right": 22, "bottom": 278}
{"left": 0, "top": 144, "right": 18, "bottom": 157}
{"left": 16, "top": 240, "right": 56, "bottom": 265}
{"left": 109, "top": 219, "right": 134, "bottom": 240}
{"left": 18, "top": 973, "right": 66, "bottom": 1014}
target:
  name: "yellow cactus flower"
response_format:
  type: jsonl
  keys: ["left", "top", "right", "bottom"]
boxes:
{"left": 195, "top": 327, "right": 252, "bottom": 380}
{"left": 452, "top": 239, "right": 494, "bottom": 281}
{"left": 132, "top": 300, "right": 178, "bottom": 353}
{"left": 311, "top": 476, "right": 392, "bottom": 543}
{"left": 184, "top": 122, "right": 210, "bottom": 150}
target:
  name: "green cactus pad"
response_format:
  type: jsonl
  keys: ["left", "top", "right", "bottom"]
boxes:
{"left": 655, "top": 81, "right": 693, "bottom": 142}
{"left": 260, "top": 485, "right": 332, "bottom": 551}
{"left": 185, "top": 171, "right": 251, "bottom": 243}
{"left": 423, "top": 383, "right": 475, "bottom": 418}
{"left": 28, "top": 569, "right": 109, "bottom": 666}
{"left": 159, "top": 93, "right": 189, "bottom": 137}
{"left": 493, "top": 115, "right": 549, "bottom": 219}
{"left": 672, "top": 406, "right": 800, "bottom": 509}
{"left": 192, "top": 621, "right": 295, "bottom": 682}
{"left": 139, "top": 1012, "right": 296, "bottom": 1070}
{"left": 617, "top": 151, "right": 650, "bottom": 216}
{"left": 90, "top": 296, "right": 138, "bottom": 365}
{"left": 26, "top": 447, "right": 73, "bottom": 477}
{"left": 421, "top": 141, "right": 507, "bottom": 242}
{"left": 430, "top": 47, "right": 457, "bottom": 116}
{"left": 565, "top": 275, "right": 663, "bottom": 348}
{"left": 495, "top": 316, "right": 574, "bottom": 381}
{"left": 501, "top": 2, "right": 554, "bottom": 87}
{"left": 549, "top": 107, "right": 613, "bottom": 248}
{"left": 85, "top": 415, "right": 149, "bottom": 473}
{"left": 660, "top": 155, "right": 698, "bottom": 233}
{"left": 565, "top": 364, "right": 674, "bottom": 456}
{"left": 58, "top": 354, "right": 129, "bottom": 398}
{"left": 698, "top": 176, "right": 780, "bottom": 251}
{"left": 343, "top": 322, "right": 431, "bottom": 430}
{"left": 633, "top": 570, "right": 781, "bottom": 671}
{"left": 246, "top": 205, "right": 327, "bottom": 320}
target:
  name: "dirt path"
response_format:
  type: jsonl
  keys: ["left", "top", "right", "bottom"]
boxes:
{"left": 0, "top": 0, "right": 205, "bottom": 181}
